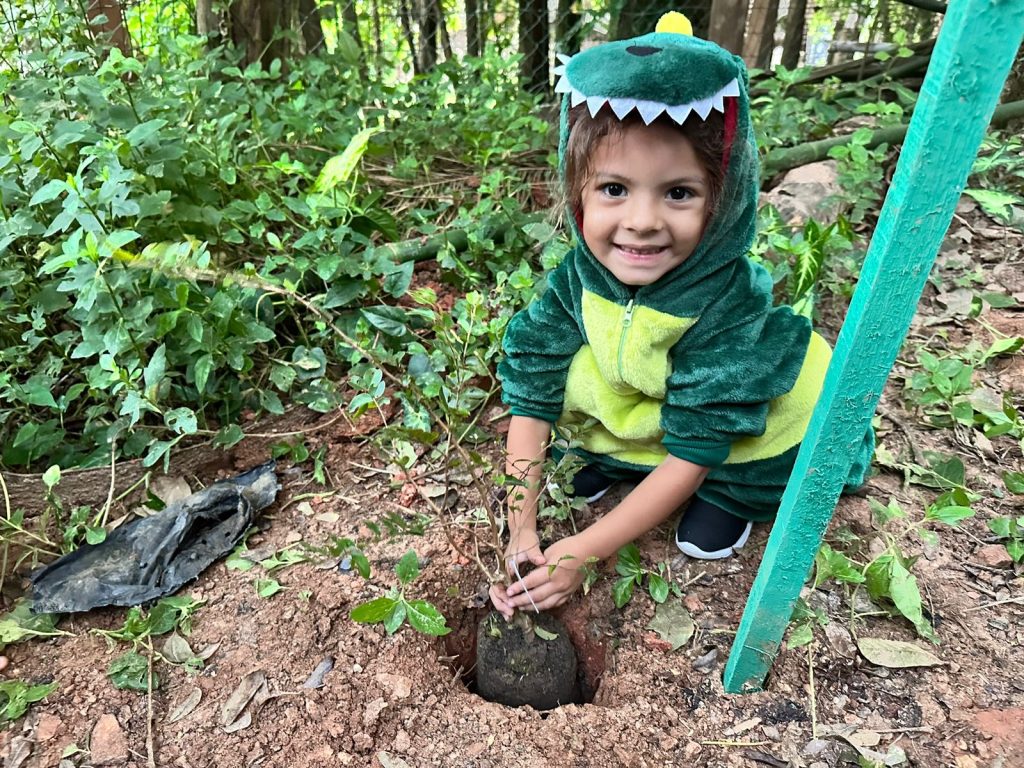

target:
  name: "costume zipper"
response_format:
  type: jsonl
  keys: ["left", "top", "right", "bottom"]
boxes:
{"left": 616, "top": 299, "right": 635, "bottom": 380}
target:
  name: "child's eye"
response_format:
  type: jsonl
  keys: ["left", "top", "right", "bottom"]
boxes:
{"left": 667, "top": 187, "right": 694, "bottom": 201}
{"left": 601, "top": 183, "right": 626, "bottom": 198}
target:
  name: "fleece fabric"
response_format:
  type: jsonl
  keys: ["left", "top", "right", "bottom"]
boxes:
{"left": 498, "top": 15, "right": 873, "bottom": 520}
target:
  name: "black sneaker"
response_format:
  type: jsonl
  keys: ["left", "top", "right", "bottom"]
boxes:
{"left": 675, "top": 498, "right": 752, "bottom": 560}
{"left": 564, "top": 465, "right": 614, "bottom": 503}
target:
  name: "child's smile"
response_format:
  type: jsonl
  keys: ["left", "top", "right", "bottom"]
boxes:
{"left": 581, "top": 121, "right": 709, "bottom": 286}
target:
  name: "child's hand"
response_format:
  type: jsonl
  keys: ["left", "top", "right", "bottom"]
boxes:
{"left": 490, "top": 528, "right": 546, "bottom": 619}
{"left": 500, "top": 535, "right": 590, "bottom": 615}
{"left": 506, "top": 527, "right": 545, "bottom": 571}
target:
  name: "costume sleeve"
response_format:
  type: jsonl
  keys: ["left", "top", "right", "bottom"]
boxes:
{"left": 660, "top": 262, "right": 811, "bottom": 466}
{"left": 498, "top": 258, "right": 584, "bottom": 423}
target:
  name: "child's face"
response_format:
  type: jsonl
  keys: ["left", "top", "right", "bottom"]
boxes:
{"left": 580, "top": 121, "right": 709, "bottom": 287}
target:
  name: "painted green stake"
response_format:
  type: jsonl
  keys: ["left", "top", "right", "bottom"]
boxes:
{"left": 724, "top": 1, "right": 1024, "bottom": 694}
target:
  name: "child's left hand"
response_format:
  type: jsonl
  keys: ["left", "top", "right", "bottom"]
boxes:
{"left": 501, "top": 535, "right": 591, "bottom": 613}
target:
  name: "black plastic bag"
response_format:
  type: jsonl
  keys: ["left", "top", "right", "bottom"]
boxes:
{"left": 30, "top": 461, "right": 279, "bottom": 613}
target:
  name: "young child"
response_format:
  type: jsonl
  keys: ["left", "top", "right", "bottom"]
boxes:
{"left": 490, "top": 13, "right": 873, "bottom": 618}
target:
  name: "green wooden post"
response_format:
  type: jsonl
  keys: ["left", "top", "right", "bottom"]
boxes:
{"left": 723, "top": 0, "right": 1024, "bottom": 694}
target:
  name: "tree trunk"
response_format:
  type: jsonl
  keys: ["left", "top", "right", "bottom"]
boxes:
{"left": 466, "top": 0, "right": 482, "bottom": 56}
{"left": 371, "top": 0, "right": 383, "bottom": 62}
{"left": 742, "top": 0, "right": 779, "bottom": 68}
{"left": 780, "top": 0, "right": 807, "bottom": 69}
{"left": 437, "top": 0, "right": 453, "bottom": 61}
{"left": 227, "top": 0, "right": 304, "bottom": 69}
{"left": 87, "top": 0, "right": 132, "bottom": 56}
{"left": 1003, "top": 42, "right": 1024, "bottom": 104}
{"left": 339, "top": 0, "right": 364, "bottom": 54}
{"left": 708, "top": 0, "right": 748, "bottom": 55}
{"left": 518, "top": 0, "right": 549, "bottom": 94}
{"left": 398, "top": 0, "right": 419, "bottom": 73}
{"left": 416, "top": 0, "right": 439, "bottom": 71}
{"left": 555, "top": 0, "right": 583, "bottom": 56}
{"left": 298, "top": 0, "right": 324, "bottom": 54}
{"left": 195, "top": 0, "right": 223, "bottom": 43}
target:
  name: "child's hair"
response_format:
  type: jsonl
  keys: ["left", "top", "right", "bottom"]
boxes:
{"left": 564, "top": 104, "right": 726, "bottom": 219}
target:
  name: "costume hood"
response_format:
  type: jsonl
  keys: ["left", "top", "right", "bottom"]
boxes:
{"left": 554, "top": 12, "right": 759, "bottom": 311}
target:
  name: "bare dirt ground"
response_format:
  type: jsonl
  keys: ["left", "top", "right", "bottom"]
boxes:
{"left": 1, "top": 207, "right": 1022, "bottom": 768}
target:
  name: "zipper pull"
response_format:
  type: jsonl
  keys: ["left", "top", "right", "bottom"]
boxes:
{"left": 622, "top": 299, "right": 635, "bottom": 327}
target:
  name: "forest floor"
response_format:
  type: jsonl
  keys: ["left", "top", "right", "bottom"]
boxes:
{"left": 1, "top": 202, "right": 1023, "bottom": 768}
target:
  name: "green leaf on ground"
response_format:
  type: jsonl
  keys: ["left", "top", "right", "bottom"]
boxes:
{"left": 534, "top": 626, "right": 558, "bottom": 641}
{"left": 108, "top": 651, "right": 157, "bottom": 690}
{"left": 0, "top": 679, "right": 58, "bottom": 723}
{"left": 787, "top": 623, "right": 815, "bottom": 649}
{"left": 1004, "top": 471, "right": 1024, "bottom": 495}
{"left": 645, "top": 599, "right": 694, "bottom": 651}
{"left": 255, "top": 578, "right": 283, "bottom": 598}
{"left": 0, "top": 601, "right": 63, "bottom": 651}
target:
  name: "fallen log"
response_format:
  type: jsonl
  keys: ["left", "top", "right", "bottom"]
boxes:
{"left": 762, "top": 99, "right": 1024, "bottom": 175}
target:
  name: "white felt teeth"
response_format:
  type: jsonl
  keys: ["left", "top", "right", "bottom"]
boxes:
{"left": 636, "top": 100, "right": 663, "bottom": 125}
{"left": 692, "top": 96, "right": 713, "bottom": 120}
{"left": 609, "top": 98, "right": 634, "bottom": 119}
{"left": 560, "top": 77, "right": 741, "bottom": 126}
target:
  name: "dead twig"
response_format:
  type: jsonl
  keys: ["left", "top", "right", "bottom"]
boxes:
{"left": 963, "top": 596, "right": 1024, "bottom": 612}
{"left": 146, "top": 641, "right": 156, "bottom": 768}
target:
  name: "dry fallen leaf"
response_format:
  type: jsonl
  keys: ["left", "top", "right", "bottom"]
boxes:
{"left": 857, "top": 637, "right": 943, "bottom": 669}
{"left": 220, "top": 671, "right": 267, "bottom": 729}
{"left": 377, "top": 753, "right": 413, "bottom": 768}
{"left": 303, "top": 656, "right": 335, "bottom": 689}
{"left": 196, "top": 642, "right": 220, "bottom": 661}
{"left": 167, "top": 688, "right": 202, "bottom": 724}
{"left": 161, "top": 634, "right": 195, "bottom": 664}
{"left": 645, "top": 599, "right": 694, "bottom": 651}
{"left": 5, "top": 736, "right": 32, "bottom": 768}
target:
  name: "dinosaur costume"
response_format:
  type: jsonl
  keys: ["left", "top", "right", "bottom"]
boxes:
{"left": 498, "top": 14, "right": 874, "bottom": 521}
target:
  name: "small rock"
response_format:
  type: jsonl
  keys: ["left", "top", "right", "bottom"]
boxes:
{"left": 802, "top": 739, "right": 829, "bottom": 756}
{"left": 393, "top": 729, "right": 411, "bottom": 752}
{"left": 692, "top": 648, "right": 718, "bottom": 672}
{"left": 375, "top": 673, "right": 412, "bottom": 700}
{"left": 0, "top": 655, "right": 8, "bottom": 672}
{"left": 90, "top": 714, "right": 128, "bottom": 766}
{"left": 35, "top": 713, "right": 63, "bottom": 742}
{"left": 683, "top": 594, "right": 704, "bottom": 613}
{"left": 683, "top": 741, "right": 701, "bottom": 757}
{"left": 353, "top": 733, "right": 373, "bottom": 751}
{"left": 975, "top": 545, "right": 1013, "bottom": 569}
{"left": 362, "top": 698, "right": 387, "bottom": 727}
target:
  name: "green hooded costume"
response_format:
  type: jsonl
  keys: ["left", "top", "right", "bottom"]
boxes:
{"left": 498, "top": 13, "right": 873, "bottom": 521}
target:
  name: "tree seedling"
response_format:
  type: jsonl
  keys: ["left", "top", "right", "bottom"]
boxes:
{"left": 813, "top": 495, "right": 975, "bottom": 643}
{"left": 0, "top": 679, "right": 57, "bottom": 727}
{"left": 94, "top": 596, "right": 204, "bottom": 690}
{"left": 612, "top": 543, "right": 680, "bottom": 609}
{"left": 350, "top": 550, "right": 450, "bottom": 636}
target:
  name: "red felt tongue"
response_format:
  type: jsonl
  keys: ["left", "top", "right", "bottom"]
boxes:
{"left": 722, "top": 96, "right": 738, "bottom": 172}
